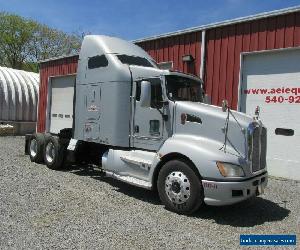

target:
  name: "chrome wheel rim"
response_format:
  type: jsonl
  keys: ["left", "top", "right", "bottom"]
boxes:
{"left": 165, "top": 171, "right": 191, "bottom": 204}
{"left": 30, "top": 139, "right": 38, "bottom": 158}
{"left": 45, "top": 142, "right": 55, "bottom": 163}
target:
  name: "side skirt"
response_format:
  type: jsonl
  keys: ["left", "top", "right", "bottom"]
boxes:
{"left": 105, "top": 170, "right": 152, "bottom": 190}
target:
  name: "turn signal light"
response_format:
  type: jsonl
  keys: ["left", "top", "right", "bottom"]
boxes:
{"left": 216, "top": 162, "right": 245, "bottom": 177}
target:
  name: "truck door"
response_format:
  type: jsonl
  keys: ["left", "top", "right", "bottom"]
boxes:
{"left": 83, "top": 84, "right": 101, "bottom": 142}
{"left": 133, "top": 77, "right": 166, "bottom": 151}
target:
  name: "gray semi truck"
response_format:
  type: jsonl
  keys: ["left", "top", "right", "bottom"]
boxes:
{"left": 25, "top": 35, "right": 268, "bottom": 214}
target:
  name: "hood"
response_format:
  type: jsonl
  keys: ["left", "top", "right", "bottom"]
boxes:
{"left": 174, "top": 101, "right": 254, "bottom": 159}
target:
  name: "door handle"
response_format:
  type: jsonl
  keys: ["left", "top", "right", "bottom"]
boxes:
{"left": 275, "top": 128, "right": 294, "bottom": 136}
{"left": 134, "top": 125, "right": 139, "bottom": 133}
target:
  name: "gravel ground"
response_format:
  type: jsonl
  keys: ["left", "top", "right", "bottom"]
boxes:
{"left": 0, "top": 136, "right": 299, "bottom": 250}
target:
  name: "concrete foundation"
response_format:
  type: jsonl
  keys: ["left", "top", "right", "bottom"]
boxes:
{"left": 0, "top": 121, "right": 36, "bottom": 136}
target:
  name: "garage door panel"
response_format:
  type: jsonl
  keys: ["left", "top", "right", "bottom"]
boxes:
{"left": 49, "top": 75, "right": 75, "bottom": 134}
{"left": 243, "top": 51, "right": 300, "bottom": 75}
{"left": 240, "top": 49, "right": 300, "bottom": 180}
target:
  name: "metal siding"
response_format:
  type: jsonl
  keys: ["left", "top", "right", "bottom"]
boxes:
{"left": 250, "top": 21, "right": 259, "bottom": 51}
{"left": 184, "top": 34, "right": 189, "bottom": 73}
{"left": 258, "top": 19, "right": 267, "bottom": 50}
{"left": 267, "top": 17, "right": 276, "bottom": 49}
{"left": 173, "top": 36, "right": 179, "bottom": 71}
{"left": 204, "top": 11, "right": 300, "bottom": 109}
{"left": 179, "top": 35, "right": 184, "bottom": 72}
{"left": 212, "top": 28, "right": 222, "bottom": 105}
{"left": 275, "top": 15, "right": 285, "bottom": 48}
{"left": 242, "top": 22, "right": 251, "bottom": 52}
{"left": 219, "top": 27, "right": 229, "bottom": 105}
{"left": 164, "top": 39, "right": 168, "bottom": 61}
{"left": 136, "top": 32, "right": 202, "bottom": 76}
{"left": 295, "top": 13, "right": 300, "bottom": 46}
{"left": 226, "top": 25, "right": 236, "bottom": 108}
{"left": 285, "top": 13, "right": 295, "bottom": 47}
{"left": 37, "top": 55, "right": 78, "bottom": 132}
{"left": 204, "top": 30, "right": 215, "bottom": 100}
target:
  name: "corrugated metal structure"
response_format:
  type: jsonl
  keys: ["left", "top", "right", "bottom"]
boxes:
{"left": 0, "top": 66, "right": 39, "bottom": 122}
{"left": 37, "top": 55, "right": 78, "bottom": 132}
{"left": 37, "top": 6, "right": 300, "bottom": 131}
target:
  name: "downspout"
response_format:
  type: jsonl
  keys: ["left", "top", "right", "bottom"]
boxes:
{"left": 200, "top": 30, "right": 206, "bottom": 81}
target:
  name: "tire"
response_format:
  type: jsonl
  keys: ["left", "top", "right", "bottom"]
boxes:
{"left": 29, "top": 133, "right": 45, "bottom": 163}
{"left": 157, "top": 159, "right": 204, "bottom": 214}
{"left": 43, "top": 136, "right": 66, "bottom": 170}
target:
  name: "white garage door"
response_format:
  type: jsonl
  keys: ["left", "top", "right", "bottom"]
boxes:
{"left": 240, "top": 48, "right": 300, "bottom": 180}
{"left": 48, "top": 75, "right": 75, "bottom": 134}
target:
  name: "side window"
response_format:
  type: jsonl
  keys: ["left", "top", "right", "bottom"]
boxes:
{"left": 150, "top": 78, "right": 163, "bottom": 109}
{"left": 88, "top": 55, "right": 108, "bottom": 69}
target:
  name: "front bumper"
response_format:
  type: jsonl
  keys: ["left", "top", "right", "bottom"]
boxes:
{"left": 202, "top": 172, "right": 268, "bottom": 206}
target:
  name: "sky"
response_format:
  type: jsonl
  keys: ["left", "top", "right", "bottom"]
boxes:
{"left": 0, "top": 0, "right": 299, "bottom": 40}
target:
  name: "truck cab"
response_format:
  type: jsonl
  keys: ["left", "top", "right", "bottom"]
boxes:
{"left": 27, "top": 35, "right": 268, "bottom": 214}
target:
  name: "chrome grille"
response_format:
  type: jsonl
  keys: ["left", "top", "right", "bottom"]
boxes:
{"left": 260, "top": 127, "right": 267, "bottom": 170}
{"left": 248, "top": 123, "right": 267, "bottom": 173}
{"left": 252, "top": 127, "right": 260, "bottom": 172}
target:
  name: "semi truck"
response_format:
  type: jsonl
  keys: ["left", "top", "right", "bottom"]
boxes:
{"left": 25, "top": 35, "right": 268, "bottom": 214}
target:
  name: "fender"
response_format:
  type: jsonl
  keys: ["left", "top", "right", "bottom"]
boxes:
{"left": 150, "top": 134, "right": 247, "bottom": 187}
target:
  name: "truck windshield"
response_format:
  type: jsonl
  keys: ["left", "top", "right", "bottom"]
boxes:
{"left": 165, "top": 75, "right": 203, "bottom": 102}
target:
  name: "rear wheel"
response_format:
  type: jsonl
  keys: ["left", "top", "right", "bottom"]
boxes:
{"left": 44, "top": 136, "right": 65, "bottom": 170}
{"left": 157, "top": 159, "right": 204, "bottom": 214}
{"left": 29, "top": 133, "right": 45, "bottom": 163}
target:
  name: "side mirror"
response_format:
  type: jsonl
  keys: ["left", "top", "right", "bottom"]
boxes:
{"left": 204, "top": 94, "right": 211, "bottom": 104}
{"left": 140, "top": 81, "right": 151, "bottom": 107}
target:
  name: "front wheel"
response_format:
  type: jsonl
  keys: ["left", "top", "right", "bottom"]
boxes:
{"left": 157, "top": 159, "right": 204, "bottom": 214}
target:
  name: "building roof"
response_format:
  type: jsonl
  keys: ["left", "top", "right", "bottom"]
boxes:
{"left": 133, "top": 5, "right": 300, "bottom": 43}
{"left": 38, "top": 53, "right": 79, "bottom": 64}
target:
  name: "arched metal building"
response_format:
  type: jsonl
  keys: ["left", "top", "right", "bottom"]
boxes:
{"left": 0, "top": 66, "right": 39, "bottom": 134}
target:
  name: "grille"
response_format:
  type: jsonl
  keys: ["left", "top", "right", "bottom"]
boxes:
{"left": 249, "top": 124, "right": 267, "bottom": 173}
{"left": 252, "top": 127, "right": 260, "bottom": 172}
{"left": 260, "top": 127, "right": 267, "bottom": 170}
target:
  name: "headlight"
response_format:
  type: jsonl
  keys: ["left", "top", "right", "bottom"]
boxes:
{"left": 217, "top": 162, "right": 245, "bottom": 177}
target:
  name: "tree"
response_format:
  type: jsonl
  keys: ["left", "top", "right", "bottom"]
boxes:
{"left": 0, "top": 13, "right": 37, "bottom": 70}
{"left": 29, "top": 24, "right": 82, "bottom": 62}
{"left": 0, "top": 12, "right": 82, "bottom": 72}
